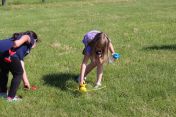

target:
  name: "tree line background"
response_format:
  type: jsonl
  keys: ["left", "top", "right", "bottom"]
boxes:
{"left": 1, "top": 0, "right": 45, "bottom": 6}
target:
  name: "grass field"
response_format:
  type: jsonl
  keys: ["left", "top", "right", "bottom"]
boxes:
{"left": 0, "top": 0, "right": 176, "bottom": 116}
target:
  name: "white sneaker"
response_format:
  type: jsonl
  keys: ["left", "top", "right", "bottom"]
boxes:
{"left": 7, "top": 96, "right": 22, "bottom": 102}
{"left": 94, "top": 83, "right": 102, "bottom": 89}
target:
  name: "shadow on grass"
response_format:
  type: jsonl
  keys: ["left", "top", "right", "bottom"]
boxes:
{"left": 42, "top": 73, "right": 78, "bottom": 90}
{"left": 143, "top": 44, "right": 176, "bottom": 51}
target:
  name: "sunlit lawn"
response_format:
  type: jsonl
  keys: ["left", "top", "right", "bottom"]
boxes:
{"left": 0, "top": 0, "right": 176, "bottom": 116}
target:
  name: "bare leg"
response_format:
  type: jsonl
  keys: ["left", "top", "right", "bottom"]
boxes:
{"left": 84, "top": 62, "right": 96, "bottom": 77}
{"left": 96, "top": 63, "right": 103, "bottom": 85}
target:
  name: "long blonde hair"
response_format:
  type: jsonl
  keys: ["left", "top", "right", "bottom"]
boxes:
{"left": 88, "top": 32, "right": 110, "bottom": 63}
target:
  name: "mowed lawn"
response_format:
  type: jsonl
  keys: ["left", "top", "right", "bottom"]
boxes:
{"left": 0, "top": 0, "right": 176, "bottom": 117}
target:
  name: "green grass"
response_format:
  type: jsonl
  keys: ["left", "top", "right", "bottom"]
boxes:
{"left": 0, "top": 0, "right": 176, "bottom": 116}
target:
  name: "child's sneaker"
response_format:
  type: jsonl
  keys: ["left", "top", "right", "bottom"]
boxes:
{"left": 7, "top": 96, "right": 22, "bottom": 102}
{"left": 94, "top": 83, "right": 102, "bottom": 89}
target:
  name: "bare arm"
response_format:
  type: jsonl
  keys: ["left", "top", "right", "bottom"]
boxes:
{"left": 80, "top": 55, "right": 90, "bottom": 85}
{"left": 20, "top": 60, "right": 31, "bottom": 89}
{"left": 96, "top": 63, "right": 103, "bottom": 85}
{"left": 13, "top": 35, "right": 30, "bottom": 48}
{"left": 109, "top": 42, "right": 115, "bottom": 54}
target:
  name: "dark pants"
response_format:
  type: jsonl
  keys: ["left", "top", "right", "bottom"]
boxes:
{"left": 0, "top": 57, "right": 23, "bottom": 98}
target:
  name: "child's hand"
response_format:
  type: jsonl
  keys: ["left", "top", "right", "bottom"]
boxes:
{"left": 109, "top": 53, "right": 120, "bottom": 63}
{"left": 24, "top": 84, "right": 31, "bottom": 90}
{"left": 112, "top": 53, "right": 120, "bottom": 59}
